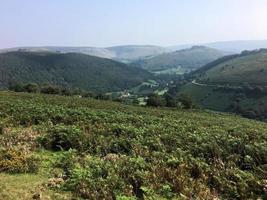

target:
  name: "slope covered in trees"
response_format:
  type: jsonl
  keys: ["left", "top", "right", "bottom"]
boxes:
{"left": 0, "top": 51, "right": 152, "bottom": 92}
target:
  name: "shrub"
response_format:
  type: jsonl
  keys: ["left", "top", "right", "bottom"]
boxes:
{"left": 0, "top": 148, "right": 39, "bottom": 173}
{"left": 65, "top": 156, "right": 128, "bottom": 200}
{"left": 38, "top": 124, "right": 84, "bottom": 151}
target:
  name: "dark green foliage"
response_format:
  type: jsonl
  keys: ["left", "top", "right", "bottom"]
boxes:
{"left": 40, "top": 85, "right": 61, "bottom": 94}
{"left": 178, "top": 93, "right": 193, "bottom": 109}
{"left": 146, "top": 94, "right": 165, "bottom": 107}
{"left": 39, "top": 124, "right": 84, "bottom": 151}
{"left": 164, "top": 93, "right": 178, "bottom": 107}
{"left": 23, "top": 83, "right": 39, "bottom": 93}
{"left": 0, "top": 51, "right": 152, "bottom": 92}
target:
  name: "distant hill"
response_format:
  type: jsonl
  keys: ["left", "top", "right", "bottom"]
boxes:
{"left": 107, "top": 45, "right": 167, "bottom": 63}
{"left": 0, "top": 45, "right": 167, "bottom": 63}
{"left": 178, "top": 49, "right": 267, "bottom": 120}
{"left": 0, "top": 51, "right": 152, "bottom": 92}
{"left": 205, "top": 40, "right": 267, "bottom": 53}
{"left": 169, "top": 40, "right": 267, "bottom": 53}
{"left": 131, "top": 46, "right": 225, "bottom": 74}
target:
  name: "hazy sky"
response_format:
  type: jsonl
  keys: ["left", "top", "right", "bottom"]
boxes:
{"left": 1, "top": 0, "right": 267, "bottom": 48}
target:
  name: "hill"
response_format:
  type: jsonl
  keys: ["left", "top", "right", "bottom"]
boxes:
{"left": 178, "top": 49, "right": 267, "bottom": 120}
{"left": 0, "top": 51, "right": 152, "bottom": 92}
{"left": 169, "top": 40, "right": 267, "bottom": 53}
{"left": 131, "top": 46, "right": 225, "bottom": 74}
{"left": 0, "top": 91, "right": 266, "bottom": 199}
{"left": 107, "top": 45, "right": 167, "bottom": 63}
{"left": 0, "top": 45, "right": 167, "bottom": 63}
{"left": 195, "top": 49, "right": 267, "bottom": 85}
{"left": 206, "top": 40, "right": 267, "bottom": 53}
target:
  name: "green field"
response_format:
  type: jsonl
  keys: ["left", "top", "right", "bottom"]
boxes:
{"left": 0, "top": 91, "right": 266, "bottom": 199}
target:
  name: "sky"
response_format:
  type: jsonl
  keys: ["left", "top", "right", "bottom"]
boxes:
{"left": 1, "top": 0, "right": 267, "bottom": 48}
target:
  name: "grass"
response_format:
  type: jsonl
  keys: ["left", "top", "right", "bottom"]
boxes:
{"left": 179, "top": 83, "right": 232, "bottom": 110}
{"left": 0, "top": 150, "right": 72, "bottom": 200}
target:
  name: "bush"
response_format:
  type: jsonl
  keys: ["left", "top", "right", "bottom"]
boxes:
{"left": 38, "top": 124, "right": 84, "bottom": 151}
{"left": 65, "top": 156, "right": 127, "bottom": 200}
{"left": 0, "top": 148, "right": 39, "bottom": 173}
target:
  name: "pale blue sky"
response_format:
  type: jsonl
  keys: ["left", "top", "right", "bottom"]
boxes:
{"left": 1, "top": 0, "right": 267, "bottom": 48}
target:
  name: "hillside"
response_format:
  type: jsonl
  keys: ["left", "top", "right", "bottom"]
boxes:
{"left": 195, "top": 49, "right": 267, "bottom": 85}
{"left": 132, "top": 46, "right": 225, "bottom": 74}
{"left": 0, "top": 91, "right": 266, "bottom": 199}
{"left": 178, "top": 49, "right": 267, "bottom": 120}
{"left": 0, "top": 51, "right": 152, "bottom": 92}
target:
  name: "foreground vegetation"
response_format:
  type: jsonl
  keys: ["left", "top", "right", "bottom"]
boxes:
{"left": 0, "top": 91, "right": 266, "bottom": 199}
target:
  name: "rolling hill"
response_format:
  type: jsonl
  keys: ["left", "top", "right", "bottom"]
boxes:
{"left": 0, "top": 51, "right": 152, "bottom": 92}
{"left": 178, "top": 49, "right": 267, "bottom": 120}
{"left": 0, "top": 45, "right": 167, "bottom": 63}
{"left": 131, "top": 46, "right": 226, "bottom": 74}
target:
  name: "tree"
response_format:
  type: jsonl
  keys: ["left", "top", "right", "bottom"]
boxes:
{"left": 178, "top": 94, "right": 193, "bottom": 109}
{"left": 23, "top": 83, "right": 39, "bottom": 93}
{"left": 146, "top": 94, "right": 165, "bottom": 107}
{"left": 40, "top": 85, "right": 60, "bottom": 94}
{"left": 164, "top": 93, "right": 177, "bottom": 107}
{"left": 8, "top": 82, "right": 24, "bottom": 92}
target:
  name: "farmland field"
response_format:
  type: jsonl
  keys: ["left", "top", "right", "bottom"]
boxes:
{"left": 0, "top": 91, "right": 266, "bottom": 199}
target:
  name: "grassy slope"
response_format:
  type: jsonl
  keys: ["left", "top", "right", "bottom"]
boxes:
{"left": 180, "top": 83, "right": 267, "bottom": 118}
{"left": 0, "top": 91, "right": 266, "bottom": 199}
{"left": 198, "top": 50, "right": 267, "bottom": 85}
